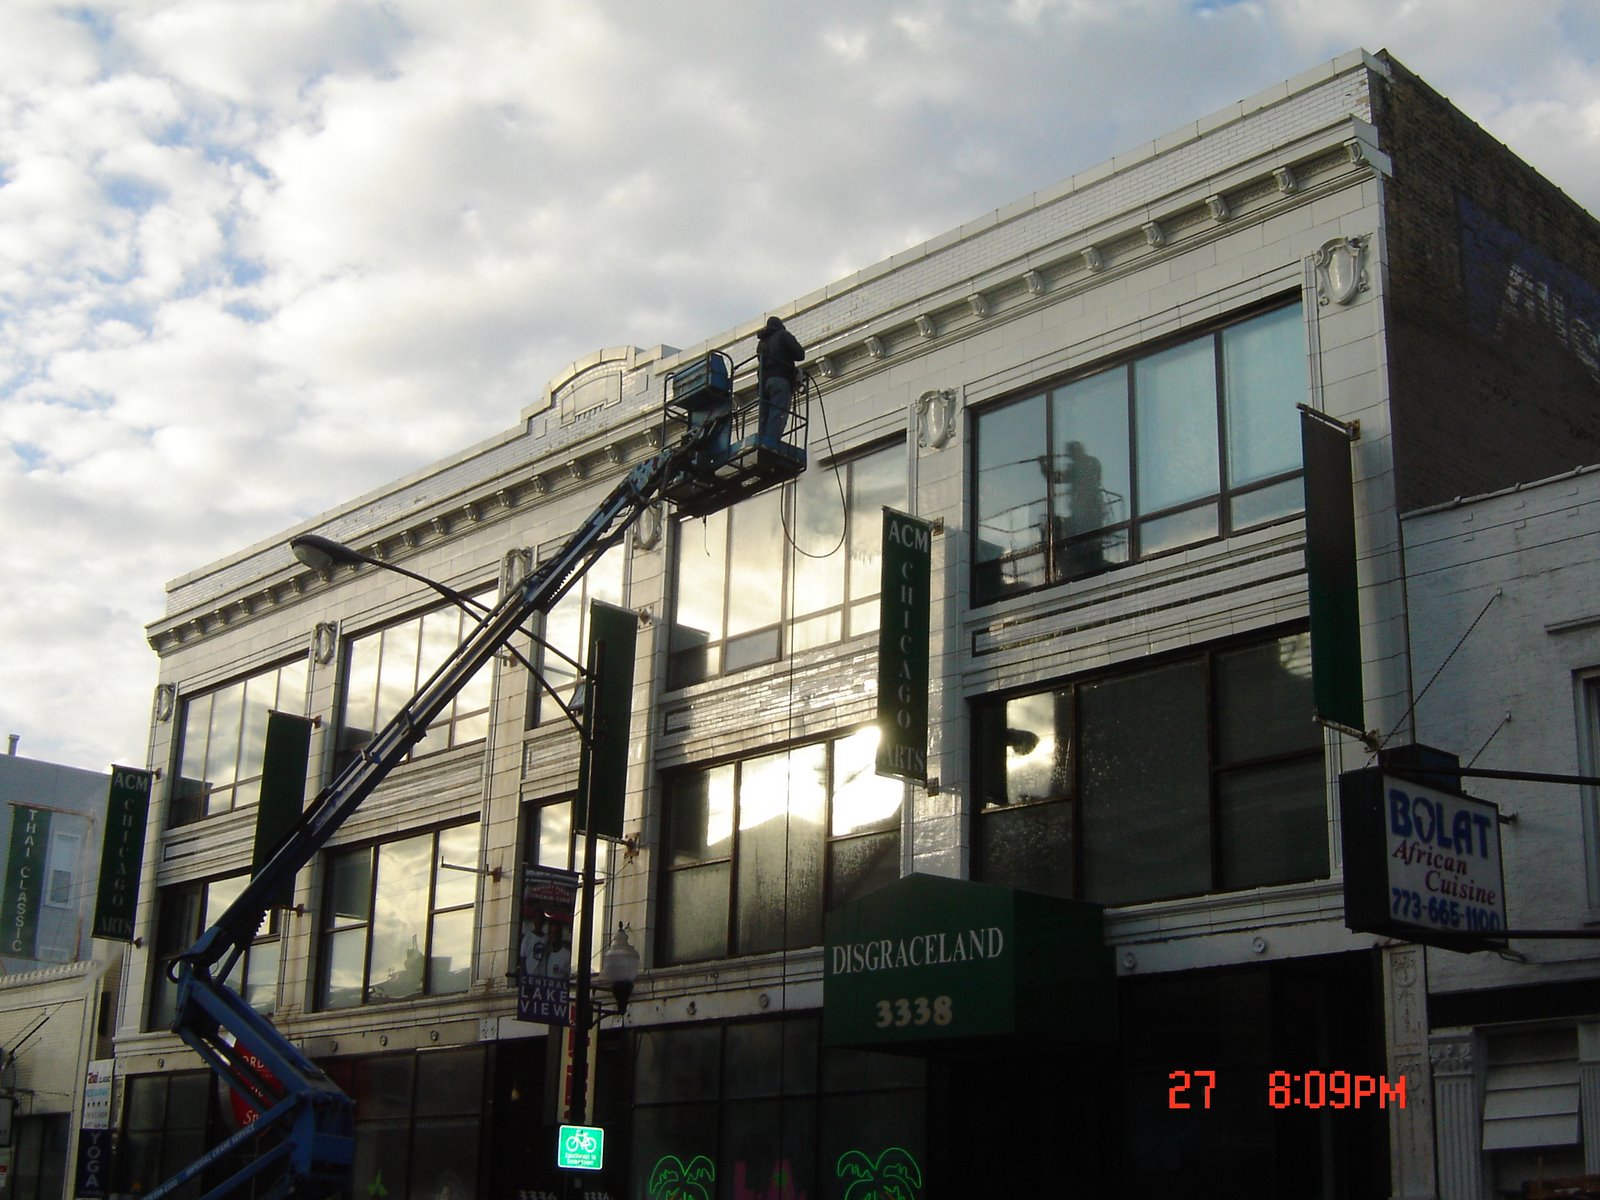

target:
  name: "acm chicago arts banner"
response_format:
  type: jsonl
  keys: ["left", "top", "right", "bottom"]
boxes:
{"left": 515, "top": 865, "right": 580, "bottom": 1025}
{"left": 92, "top": 766, "right": 152, "bottom": 942}
{"left": 876, "top": 508, "right": 931, "bottom": 783}
{"left": 2, "top": 804, "right": 52, "bottom": 959}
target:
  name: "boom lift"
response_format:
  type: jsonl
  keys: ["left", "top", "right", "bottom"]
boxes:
{"left": 152, "top": 355, "right": 807, "bottom": 1200}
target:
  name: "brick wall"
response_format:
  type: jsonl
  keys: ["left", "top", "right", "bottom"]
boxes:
{"left": 1375, "top": 52, "right": 1600, "bottom": 512}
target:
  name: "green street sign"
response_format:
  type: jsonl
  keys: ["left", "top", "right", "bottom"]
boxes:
{"left": 557, "top": 1124, "right": 604, "bottom": 1171}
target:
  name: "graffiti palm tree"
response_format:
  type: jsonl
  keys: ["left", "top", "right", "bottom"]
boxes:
{"left": 647, "top": 1155, "right": 715, "bottom": 1200}
{"left": 836, "top": 1147, "right": 923, "bottom": 1200}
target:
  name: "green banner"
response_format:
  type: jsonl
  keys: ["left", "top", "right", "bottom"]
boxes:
{"left": 876, "top": 509, "right": 932, "bottom": 782}
{"left": 253, "top": 713, "right": 312, "bottom": 909}
{"left": 575, "top": 601, "right": 637, "bottom": 839}
{"left": 3, "top": 804, "right": 53, "bottom": 958}
{"left": 91, "top": 767, "right": 152, "bottom": 941}
{"left": 1301, "top": 410, "right": 1365, "bottom": 735}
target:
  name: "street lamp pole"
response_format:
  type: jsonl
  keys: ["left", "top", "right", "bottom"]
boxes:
{"left": 291, "top": 533, "right": 638, "bottom": 1125}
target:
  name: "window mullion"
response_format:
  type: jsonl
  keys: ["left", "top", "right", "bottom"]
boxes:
{"left": 1205, "top": 647, "right": 1223, "bottom": 893}
{"left": 362, "top": 846, "right": 379, "bottom": 1005}
{"left": 1213, "top": 332, "right": 1229, "bottom": 530}
{"left": 1125, "top": 366, "right": 1140, "bottom": 561}
{"left": 727, "top": 762, "right": 742, "bottom": 955}
{"left": 422, "top": 832, "right": 439, "bottom": 993}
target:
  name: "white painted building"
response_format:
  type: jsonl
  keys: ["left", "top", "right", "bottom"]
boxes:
{"left": 1403, "top": 466, "right": 1600, "bottom": 1198}
{"left": 0, "top": 751, "right": 119, "bottom": 1200}
{"left": 121, "top": 49, "right": 1600, "bottom": 1200}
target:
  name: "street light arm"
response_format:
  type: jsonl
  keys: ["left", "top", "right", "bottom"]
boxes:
{"left": 291, "top": 533, "right": 595, "bottom": 737}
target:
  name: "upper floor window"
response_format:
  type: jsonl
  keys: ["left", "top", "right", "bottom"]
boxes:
{"left": 973, "top": 302, "right": 1306, "bottom": 604}
{"left": 973, "top": 629, "right": 1326, "bottom": 906}
{"left": 659, "top": 726, "right": 903, "bottom": 965}
{"left": 171, "top": 658, "right": 309, "bottom": 826}
{"left": 530, "top": 542, "right": 625, "bottom": 727}
{"left": 338, "top": 592, "right": 495, "bottom": 773}
{"left": 669, "top": 443, "right": 905, "bottom": 689}
{"left": 149, "top": 874, "right": 282, "bottom": 1029}
{"left": 318, "top": 822, "right": 477, "bottom": 1009}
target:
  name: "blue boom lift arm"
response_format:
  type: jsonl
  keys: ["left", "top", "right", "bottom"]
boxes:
{"left": 152, "top": 356, "right": 804, "bottom": 1200}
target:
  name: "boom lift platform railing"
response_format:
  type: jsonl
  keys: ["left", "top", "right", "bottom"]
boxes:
{"left": 660, "top": 350, "right": 808, "bottom": 518}
{"left": 151, "top": 351, "right": 807, "bottom": 1200}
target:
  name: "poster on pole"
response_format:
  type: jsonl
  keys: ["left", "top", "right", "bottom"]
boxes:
{"left": 74, "top": 1059, "right": 114, "bottom": 1198}
{"left": 515, "top": 865, "right": 580, "bottom": 1025}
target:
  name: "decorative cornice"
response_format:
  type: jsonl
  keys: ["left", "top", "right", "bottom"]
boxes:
{"left": 148, "top": 139, "right": 1369, "bottom": 657}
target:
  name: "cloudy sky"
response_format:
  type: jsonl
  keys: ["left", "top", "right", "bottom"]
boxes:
{"left": 3, "top": 0, "right": 1598, "bottom": 773}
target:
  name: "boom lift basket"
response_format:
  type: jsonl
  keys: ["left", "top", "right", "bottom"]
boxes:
{"left": 662, "top": 350, "right": 808, "bottom": 518}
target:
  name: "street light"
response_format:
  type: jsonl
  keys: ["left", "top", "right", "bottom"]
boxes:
{"left": 292, "top": 531, "right": 636, "bottom": 1126}
{"left": 291, "top": 534, "right": 490, "bottom": 615}
{"left": 593, "top": 924, "right": 641, "bottom": 1018}
{"left": 289, "top": 533, "right": 591, "bottom": 736}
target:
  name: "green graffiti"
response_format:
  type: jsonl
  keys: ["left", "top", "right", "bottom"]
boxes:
{"left": 836, "top": 1147, "right": 923, "bottom": 1200}
{"left": 647, "top": 1155, "right": 715, "bottom": 1200}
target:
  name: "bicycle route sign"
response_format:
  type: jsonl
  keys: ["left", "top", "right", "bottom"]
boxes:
{"left": 557, "top": 1124, "right": 604, "bottom": 1171}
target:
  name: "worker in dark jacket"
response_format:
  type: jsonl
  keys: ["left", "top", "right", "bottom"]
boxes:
{"left": 756, "top": 316, "right": 805, "bottom": 441}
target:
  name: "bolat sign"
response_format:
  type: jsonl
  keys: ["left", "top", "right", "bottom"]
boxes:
{"left": 1339, "top": 766, "right": 1508, "bottom": 949}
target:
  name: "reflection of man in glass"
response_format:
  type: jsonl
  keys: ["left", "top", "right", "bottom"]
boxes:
{"left": 1060, "top": 440, "right": 1107, "bottom": 576}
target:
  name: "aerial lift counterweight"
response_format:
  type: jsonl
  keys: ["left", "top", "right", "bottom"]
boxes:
{"left": 152, "top": 354, "right": 807, "bottom": 1200}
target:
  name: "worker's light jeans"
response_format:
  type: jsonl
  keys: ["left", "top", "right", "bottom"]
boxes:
{"left": 760, "top": 377, "right": 792, "bottom": 441}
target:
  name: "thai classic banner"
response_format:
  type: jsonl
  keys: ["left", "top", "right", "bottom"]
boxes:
{"left": 2, "top": 803, "right": 52, "bottom": 958}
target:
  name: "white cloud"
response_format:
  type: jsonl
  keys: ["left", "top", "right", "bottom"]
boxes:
{"left": 2, "top": 0, "right": 1599, "bottom": 769}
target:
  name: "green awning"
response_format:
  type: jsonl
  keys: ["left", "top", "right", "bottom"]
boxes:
{"left": 822, "top": 873, "right": 1114, "bottom": 1051}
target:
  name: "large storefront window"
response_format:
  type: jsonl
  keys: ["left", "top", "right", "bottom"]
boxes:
{"left": 148, "top": 875, "right": 282, "bottom": 1029}
{"left": 337, "top": 591, "right": 495, "bottom": 773}
{"left": 323, "top": 1046, "right": 487, "bottom": 1200}
{"left": 974, "top": 629, "right": 1326, "bottom": 905}
{"left": 669, "top": 443, "right": 905, "bottom": 688}
{"left": 973, "top": 302, "right": 1306, "bottom": 603}
{"left": 660, "top": 727, "right": 902, "bottom": 965}
{"left": 115, "top": 1072, "right": 213, "bottom": 1199}
{"left": 171, "top": 657, "right": 309, "bottom": 826}
{"left": 9, "top": 1116, "right": 68, "bottom": 1200}
{"left": 318, "top": 822, "right": 477, "bottom": 1009}
{"left": 632, "top": 1017, "right": 925, "bottom": 1200}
